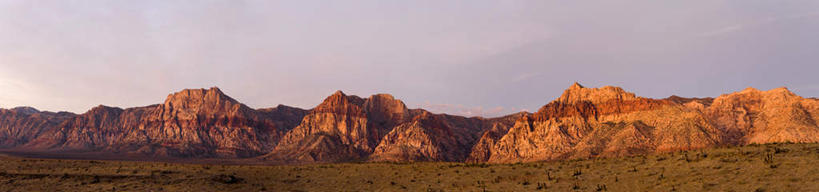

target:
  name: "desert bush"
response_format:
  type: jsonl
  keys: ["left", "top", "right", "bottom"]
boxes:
{"left": 89, "top": 176, "right": 100, "bottom": 184}
{"left": 773, "top": 147, "right": 789, "bottom": 154}
{"left": 763, "top": 153, "right": 774, "bottom": 164}
{"left": 211, "top": 174, "right": 243, "bottom": 184}
{"left": 492, "top": 176, "right": 502, "bottom": 183}
{"left": 537, "top": 182, "right": 547, "bottom": 190}
{"left": 573, "top": 169, "right": 582, "bottom": 177}
{"left": 596, "top": 184, "right": 607, "bottom": 191}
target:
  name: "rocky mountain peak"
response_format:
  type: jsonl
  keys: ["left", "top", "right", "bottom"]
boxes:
{"left": 321, "top": 90, "right": 364, "bottom": 105}
{"left": 369, "top": 93, "right": 396, "bottom": 100}
{"left": 741, "top": 87, "right": 760, "bottom": 93}
{"left": 557, "top": 83, "right": 637, "bottom": 104}
{"left": 2, "top": 84, "right": 818, "bottom": 164}
{"left": 365, "top": 94, "right": 408, "bottom": 116}
{"left": 270, "top": 104, "right": 303, "bottom": 111}
{"left": 313, "top": 90, "right": 366, "bottom": 115}
{"left": 10, "top": 106, "right": 40, "bottom": 115}
{"left": 769, "top": 87, "right": 796, "bottom": 95}
{"left": 717, "top": 87, "right": 800, "bottom": 103}
{"left": 734, "top": 86, "right": 796, "bottom": 96}
{"left": 160, "top": 87, "right": 249, "bottom": 118}
{"left": 173, "top": 86, "right": 235, "bottom": 101}
{"left": 164, "top": 87, "right": 236, "bottom": 105}
{"left": 664, "top": 95, "right": 714, "bottom": 106}
{"left": 87, "top": 105, "right": 123, "bottom": 114}
{"left": 569, "top": 82, "right": 585, "bottom": 89}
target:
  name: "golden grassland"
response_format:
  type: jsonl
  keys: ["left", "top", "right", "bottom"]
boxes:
{"left": 1, "top": 143, "right": 819, "bottom": 191}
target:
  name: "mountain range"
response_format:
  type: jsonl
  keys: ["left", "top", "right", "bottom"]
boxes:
{"left": 2, "top": 83, "right": 818, "bottom": 164}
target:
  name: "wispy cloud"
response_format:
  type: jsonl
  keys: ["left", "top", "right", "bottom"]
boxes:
{"left": 1, "top": 1, "right": 818, "bottom": 113}
{"left": 698, "top": 12, "right": 819, "bottom": 37}
{"left": 511, "top": 72, "right": 540, "bottom": 83}
{"left": 418, "top": 101, "right": 511, "bottom": 118}
{"left": 698, "top": 24, "right": 745, "bottom": 37}
{"left": 0, "top": 76, "right": 38, "bottom": 109}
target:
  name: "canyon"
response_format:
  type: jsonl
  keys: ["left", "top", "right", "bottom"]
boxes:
{"left": 1, "top": 83, "right": 818, "bottom": 164}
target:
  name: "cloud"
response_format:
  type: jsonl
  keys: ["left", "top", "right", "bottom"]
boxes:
{"left": 511, "top": 72, "right": 540, "bottom": 83}
{"left": 0, "top": 75, "right": 47, "bottom": 109}
{"left": 418, "top": 101, "right": 512, "bottom": 118}
{"left": 698, "top": 24, "right": 746, "bottom": 37}
{"left": 698, "top": 12, "right": 819, "bottom": 37}
{"left": 1, "top": 1, "right": 818, "bottom": 113}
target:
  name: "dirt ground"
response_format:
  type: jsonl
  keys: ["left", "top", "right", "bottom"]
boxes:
{"left": 1, "top": 143, "right": 818, "bottom": 191}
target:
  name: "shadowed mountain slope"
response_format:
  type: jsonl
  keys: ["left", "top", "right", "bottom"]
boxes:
{"left": 1, "top": 84, "right": 818, "bottom": 164}
{"left": 264, "top": 91, "right": 518, "bottom": 163}
{"left": 11, "top": 87, "right": 307, "bottom": 158}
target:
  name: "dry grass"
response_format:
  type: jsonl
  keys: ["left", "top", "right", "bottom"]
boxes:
{"left": 2, "top": 143, "right": 819, "bottom": 191}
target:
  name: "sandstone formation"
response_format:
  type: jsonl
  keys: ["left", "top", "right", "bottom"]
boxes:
{"left": 10, "top": 87, "right": 307, "bottom": 158}
{"left": 369, "top": 112, "right": 522, "bottom": 162}
{"left": 484, "top": 83, "right": 722, "bottom": 163}
{"left": 0, "top": 107, "right": 74, "bottom": 148}
{"left": 1, "top": 83, "right": 819, "bottom": 164}
{"left": 462, "top": 112, "right": 528, "bottom": 163}
{"left": 267, "top": 91, "right": 409, "bottom": 162}
{"left": 704, "top": 87, "right": 819, "bottom": 144}
{"left": 265, "top": 91, "right": 517, "bottom": 163}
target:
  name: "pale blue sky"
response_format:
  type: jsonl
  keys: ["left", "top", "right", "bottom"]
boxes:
{"left": 1, "top": 1, "right": 818, "bottom": 117}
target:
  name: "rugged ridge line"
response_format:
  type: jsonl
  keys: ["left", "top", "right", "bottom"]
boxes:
{"left": 9, "top": 87, "right": 308, "bottom": 158}
{"left": 1, "top": 83, "right": 818, "bottom": 164}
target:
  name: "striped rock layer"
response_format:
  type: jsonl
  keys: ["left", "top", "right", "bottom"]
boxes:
{"left": 1, "top": 83, "right": 818, "bottom": 164}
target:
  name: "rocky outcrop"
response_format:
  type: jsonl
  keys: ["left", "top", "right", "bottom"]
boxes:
{"left": 469, "top": 84, "right": 819, "bottom": 163}
{"left": 269, "top": 91, "right": 404, "bottom": 162}
{"left": 2, "top": 83, "right": 819, "bottom": 164}
{"left": 465, "top": 112, "right": 528, "bottom": 163}
{"left": 258, "top": 105, "right": 310, "bottom": 133}
{"left": 367, "top": 112, "right": 454, "bottom": 162}
{"left": 370, "top": 112, "right": 498, "bottom": 162}
{"left": 558, "top": 83, "right": 638, "bottom": 104}
{"left": 483, "top": 83, "right": 723, "bottom": 163}
{"left": 266, "top": 91, "right": 513, "bottom": 163}
{"left": 16, "top": 87, "right": 307, "bottom": 158}
{"left": 665, "top": 95, "right": 714, "bottom": 107}
{"left": 0, "top": 108, "right": 74, "bottom": 148}
{"left": 704, "top": 87, "right": 819, "bottom": 144}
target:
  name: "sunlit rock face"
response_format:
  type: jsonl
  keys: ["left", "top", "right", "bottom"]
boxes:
{"left": 2, "top": 84, "right": 819, "bottom": 164}
{"left": 18, "top": 87, "right": 306, "bottom": 158}
{"left": 474, "top": 83, "right": 819, "bottom": 163}
{"left": 704, "top": 87, "right": 819, "bottom": 144}
{"left": 266, "top": 90, "right": 504, "bottom": 163}
{"left": 483, "top": 83, "right": 723, "bottom": 163}
{"left": 0, "top": 107, "right": 74, "bottom": 148}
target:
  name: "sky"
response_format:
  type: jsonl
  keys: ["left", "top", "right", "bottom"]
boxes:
{"left": 1, "top": 1, "right": 818, "bottom": 117}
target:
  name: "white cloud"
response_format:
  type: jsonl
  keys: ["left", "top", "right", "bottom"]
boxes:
{"left": 418, "top": 101, "right": 511, "bottom": 118}
{"left": 698, "top": 12, "right": 819, "bottom": 37}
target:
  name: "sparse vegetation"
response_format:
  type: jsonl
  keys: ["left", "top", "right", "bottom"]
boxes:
{"left": 0, "top": 143, "right": 818, "bottom": 191}
{"left": 596, "top": 184, "right": 608, "bottom": 191}
{"left": 536, "top": 182, "right": 547, "bottom": 190}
